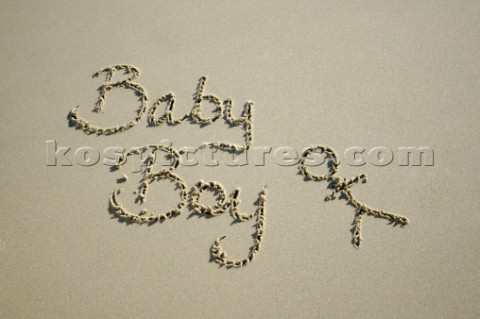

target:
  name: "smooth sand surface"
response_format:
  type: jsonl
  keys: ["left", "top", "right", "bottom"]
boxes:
{"left": 1, "top": 1, "right": 479, "bottom": 318}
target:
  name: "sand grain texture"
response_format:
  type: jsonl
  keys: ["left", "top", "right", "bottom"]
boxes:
{"left": 1, "top": 1, "right": 479, "bottom": 318}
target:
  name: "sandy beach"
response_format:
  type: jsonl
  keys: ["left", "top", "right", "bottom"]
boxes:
{"left": 1, "top": 1, "right": 479, "bottom": 318}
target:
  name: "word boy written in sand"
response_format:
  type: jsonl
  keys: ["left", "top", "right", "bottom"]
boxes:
{"left": 68, "top": 64, "right": 409, "bottom": 268}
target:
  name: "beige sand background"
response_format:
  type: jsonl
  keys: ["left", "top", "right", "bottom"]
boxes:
{"left": 1, "top": 0, "right": 479, "bottom": 318}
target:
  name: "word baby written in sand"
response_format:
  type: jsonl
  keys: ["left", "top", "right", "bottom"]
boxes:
{"left": 68, "top": 64, "right": 252, "bottom": 152}
{"left": 67, "top": 64, "right": 409, "bottom": 268}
